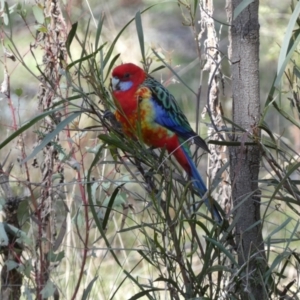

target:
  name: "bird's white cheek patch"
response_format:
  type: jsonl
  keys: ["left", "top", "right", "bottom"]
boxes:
{"left": 111, "top": 77, "right": 133, "bottom": 91}
{"left": 119, "top": 81, "right": 133, "bottom": 91}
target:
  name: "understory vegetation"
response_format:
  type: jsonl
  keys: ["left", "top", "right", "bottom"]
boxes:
{"left": 0, "top": 0, "right": 300, "bottom": 299}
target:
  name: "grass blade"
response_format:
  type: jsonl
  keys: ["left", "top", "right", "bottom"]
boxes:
{"left": 135, "top": 11, "right": 146, "bottom": 65}
{"left": 66, "top": 22, "right": 78, "bottom": 58}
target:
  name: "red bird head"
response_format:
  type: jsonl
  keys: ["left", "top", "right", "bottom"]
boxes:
{"left": 111, "top": 63, "right": 146, "bottom": 92}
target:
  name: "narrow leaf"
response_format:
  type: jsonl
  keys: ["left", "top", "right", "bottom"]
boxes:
{"left": 275, "top": 31, "right": 300, "bottom": 88}
{"left": 149, "top": 65, "right": 165, "bottom": 74}
{"left": 67, "top": 43, "right": 107, "bottom": 71}
{"left": 205, "top": 236, "right": 239, "bottom": 267}
{"left": 53, "top": 217, "right": 67, "bottom": 251}
{"left": 104, "top": 53, "right": 121, "bottom": 82}
{"left": 128, "top": 288, "right": 164, "bottom": 300}
{"left": 23, "top": 112, "right": 81, "bottom": 163}
{"left": 102, "top": 3, "right": 161, "bottom": 70}
{"left": 0, "top": 107, "right": 63, "bottom": 150}
{"left": 40, "top": 280, "right": 56, "bottom": 298}
{"left": 82, "top": 276, "right": 98, "bottom": 300}
{"left": 152, "top": 48, "right": 196, "bottom": 96}
{"left": 95, "top": 15, "right": 104, "bottom": 51}
{"left": 66, "top": 22, "right": 78, "bottom": 58}
{"left": 4, "top": 2, "right": 12, "bottom": 37}
{"left": 0, "top": 222, "right": 8, "bottom": 246}
{"left": 273, "top": 101, "right": 300, "bottom": 128}
{"left": 135, "top": 11, "right": 146, "bottom": 64}
{"left": 277, "top": 1, "right": 300, "bottom": 80}
{"left": 270, "top": 161, "right": 300, "bottom": 201}
{"left": 102, "top": 184, "right": 125, "bottom": 230}
{"left": 47, "top": 250, "right": 65, "bottom": 263}
{"left": 233, "top": 0, "right": 254, "bottom": 20}
{"left": 265, "top": 217, "right": 292, "bottom": 241}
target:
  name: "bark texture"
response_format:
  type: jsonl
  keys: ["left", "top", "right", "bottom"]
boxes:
{"left": 33, "top": 1, "right": 67, "bottom": 298}
{"left": 226, "top": 1, "right": 266, "bottom": 299}
{"left": 200, "top": 1, "right": 231, "bottom": 214}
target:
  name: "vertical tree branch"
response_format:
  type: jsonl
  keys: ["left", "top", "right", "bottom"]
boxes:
{"left": 226, "top": 1, "right": 266, "bottom": 298}
{"left": 200, "top": 1, "right": 231, "bottom": 214}
{"left": 34, "top": 0, "right": 68, "bottom": 298}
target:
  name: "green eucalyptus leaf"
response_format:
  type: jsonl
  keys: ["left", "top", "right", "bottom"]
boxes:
{"left": 32, "top": 5, "right": 44, "bottom": 24}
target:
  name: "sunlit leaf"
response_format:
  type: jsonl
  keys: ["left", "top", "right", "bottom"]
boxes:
{"left": 47, "top": 250, "right": 65, "bottom": 263}
{"left": 6, "top": 260, "right": 19, "bottom": 271}
{"left": 32, "top": 5, "right": 44, "bottom": 24}
{"left": 5, "top": 223, "right": 32, "bottom": 246}
{"left": 40, "top": 280, "right": 56, "bottom": 298}
{"left": 277, "top": 1, "right": 300, "bottom": 85}
{"left": 135, "top": 11, "right": 146, "bottom": 65}
{"left": 0, "top": 222, "right": 8, "bottom": 246}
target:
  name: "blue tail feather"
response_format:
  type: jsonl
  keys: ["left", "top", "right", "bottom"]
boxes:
{"left": 181, "top": 146, "right": 222, "bottom": 223}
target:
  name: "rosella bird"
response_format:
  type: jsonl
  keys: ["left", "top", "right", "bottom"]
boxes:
{"left": 111, "top": 63, "right": 222, "bottom": 223}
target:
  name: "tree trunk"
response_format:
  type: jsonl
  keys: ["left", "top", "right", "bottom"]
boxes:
{"left": 226, "top": 1, "right": 266, "bottom": 299}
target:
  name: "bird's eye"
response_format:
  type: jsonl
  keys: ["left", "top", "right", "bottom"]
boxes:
{"left": 124, "top": 73, "right": 130, "bottom": 79}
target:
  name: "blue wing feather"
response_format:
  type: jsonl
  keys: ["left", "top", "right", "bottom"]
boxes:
{"left": 145, "top": 76, "right": 209, "bottom": 153}
{"left": 151, "top": 99, "right": 189, "bottom": 135}
{"left": 144, "top": 75, "right": 221, "bottom": 222}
